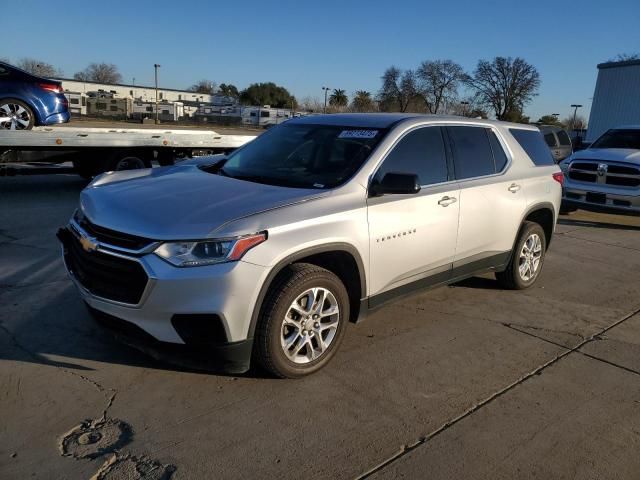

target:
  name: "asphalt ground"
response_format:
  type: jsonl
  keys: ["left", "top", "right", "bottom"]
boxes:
{"left": 1, "top": 173, "right": 639, "bottom": 479}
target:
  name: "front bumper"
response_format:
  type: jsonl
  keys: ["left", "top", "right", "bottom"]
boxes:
{"left": 58, "top": 227, "right": 270, "bottom": 372}
{"left": 562, "top": 181, "right": 640, "bottom": 216}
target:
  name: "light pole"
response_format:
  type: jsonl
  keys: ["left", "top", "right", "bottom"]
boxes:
{"left": 570, "top": 104, "right": 582, "bottom": 135}
{"left": 154, "top": 64, "right": 161, "bottom": 124}
{"left": 322, "top": 86, "right": 330, "bottom": 114}
{"left": 460, "top": 101, "right": 470, "bottom": 117}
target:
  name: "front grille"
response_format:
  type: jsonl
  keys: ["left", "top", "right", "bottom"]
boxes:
{"left": 62, "top": 229, "right": 149, "bottom": 304}
{"left": 76, "top": 213, "right": 153, "bottom": 251}
{"left": 568, "top": 160, "right": 640, "bottom": 187}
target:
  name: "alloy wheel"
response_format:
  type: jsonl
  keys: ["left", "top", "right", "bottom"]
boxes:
{"left": 280, "top": 287, "right": 340, "bottom": 364}
{"left": 0, "top": 103, "right": 32, "bottom": 130}
{"left": 518, "top": 233, "right": 542, "bottom": 281}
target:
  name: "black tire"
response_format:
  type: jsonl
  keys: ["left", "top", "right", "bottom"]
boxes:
{"left": 559, "top": 202, "right": 577, "bottom": 215}
{"left": 496, "top": 221, "right": 547, "bottom": 290}
{"left": 254, "top": 263, "right": 349, "bottom": 378}
{"left": 0, "top": 98, "right": 35, "bottom": 130}
{"left": 103, "top": 150, "right": 151, "bottom": 172}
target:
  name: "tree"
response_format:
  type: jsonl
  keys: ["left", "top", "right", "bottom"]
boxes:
{"left": 378, "top": 66, "right": 420, "bottom": 112}
{"left": 466, "top": 56, "right": 540, "bottom": 120}
{"left": 416, "top": 59, "right": 465, "bottom": 114}
{"left": 299, "top": 96, "right": 324, "bottom": 113}
{"left": 189, "top": 79, "right": 217, "bottom": 94}
{"left": 561, "top": 114, "right": 587, "bottom": 131}
{"left": 239, "top": 82, "right": 296, "bottom": 108}
{"left": 329, "top": 89, "right": 348, "bottom": 108}
{"left": 609, "top": 53, "right": 640, "bottom": 62}
{"left": 218, "top": 83, "right": 239, "bottom": 98}
{"left": 73, "top": 63, "right": 122, "bottom": 83}
{"left": 536, "top": 114, "right": 562, "bottom": 125}
{"left": 351, "top": 90, "right": 375, "bottom": 112}
{"left": 15, "top": 58, "right": 62, "bottom": 77}
{"left": 449, "top": 96, "right": 488, "bottom": 118}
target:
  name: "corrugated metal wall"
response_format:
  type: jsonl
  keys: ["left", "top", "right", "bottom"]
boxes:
{"left": 587, "top": 62, "right": 640, "bottom": 142}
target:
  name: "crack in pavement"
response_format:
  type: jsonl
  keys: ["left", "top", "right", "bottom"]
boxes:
{"left": 555, "top": 232, "right": 640, "bottom": 252}
{"left": 355, "top": 306, "right": 640, "bottom": 479}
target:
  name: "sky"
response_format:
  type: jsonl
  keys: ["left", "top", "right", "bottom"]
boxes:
{"left": 2, "top": 0, "right": 639, "bottom": 122}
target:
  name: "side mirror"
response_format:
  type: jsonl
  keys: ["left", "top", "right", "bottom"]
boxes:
{"left": 370, "top": 172, "right": 421, "bottom": 196}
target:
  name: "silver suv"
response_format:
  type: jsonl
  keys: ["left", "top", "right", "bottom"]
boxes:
{"left": 58, "top": 114, "right": 562, "bottom": 377}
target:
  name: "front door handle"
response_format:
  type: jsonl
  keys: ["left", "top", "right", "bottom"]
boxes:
{"left": 438, "top": 196, "right": 457, "bottom": 207}
{"left": 508, "top": 183, "right": 521, "bottom": 193}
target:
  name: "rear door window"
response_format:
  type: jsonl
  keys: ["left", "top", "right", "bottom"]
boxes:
{"left": 510, "top": 129, "right": 555, "bottom": 166}
{"left": 556, "top": 130, "right": 572, "bottom": 146}
{"left": 447, "top": 126, "right": 495, "bottom": 179}
{"left": 543, "top": 132, "right": 557, "bottom": 147}
{"left": 375, "top": 126, "right": 448, "bottom": 186}
{"left": 487, "top": 130, "right": 509, "bottom": 171}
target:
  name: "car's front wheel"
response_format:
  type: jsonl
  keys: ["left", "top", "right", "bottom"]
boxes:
{"left": 0, "top": 99, "right": 35, "bottom": 130}
{"left": 496, "top": 221, "right": 547, "bottom": 290}
{"left": 254, "top": 263, "right": 349, "bottom": 378}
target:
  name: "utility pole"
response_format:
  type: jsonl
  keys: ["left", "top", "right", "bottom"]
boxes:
{"left": 322, "top": 86, "right": 330, "bottom": 114}
{"left": 154, "top": 64, "right": 161, "bottom": 124}
{"left": 570, "top": 104, "right": 582, "bottom": 139}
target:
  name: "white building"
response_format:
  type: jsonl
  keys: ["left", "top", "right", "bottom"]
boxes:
{"left": 55, "top": 78, "right": 236, "bottom": 106}
{"left": 586, "top": 59, "right": 640, "bottom": 142}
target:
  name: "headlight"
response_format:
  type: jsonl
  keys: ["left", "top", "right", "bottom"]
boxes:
{"left": 154, "top": 232, "right": 267, "bottom": 267}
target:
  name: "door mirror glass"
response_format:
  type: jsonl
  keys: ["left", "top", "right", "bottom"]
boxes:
{"left": 371, "top": 172, "right": 421, "bottom": 196}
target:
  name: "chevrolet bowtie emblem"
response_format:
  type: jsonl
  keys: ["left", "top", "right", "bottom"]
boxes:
{"left": 79, "top": 234, "right": 99, "bottom": 253}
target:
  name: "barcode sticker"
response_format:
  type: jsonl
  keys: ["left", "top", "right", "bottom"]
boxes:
{"left": 338, "top": 130, "right": 378, "bottom": 139}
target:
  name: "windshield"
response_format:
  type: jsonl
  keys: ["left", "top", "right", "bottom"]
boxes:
{"left": 220, "top": 123, "right": 387, "bottom": 188}
{"left": 591, "top": 129, "right": 640, "bottom": 150}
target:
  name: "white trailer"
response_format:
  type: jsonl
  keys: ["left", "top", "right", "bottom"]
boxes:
{"left": 0, "top": 126, "right": 255, "bottom": 178}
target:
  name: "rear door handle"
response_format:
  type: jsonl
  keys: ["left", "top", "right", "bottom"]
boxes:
{"left": 508, "top": 183, "right": 521, "bottom": 193}
{"left": 438, "top": 196, "right": 457, "bottom": 207}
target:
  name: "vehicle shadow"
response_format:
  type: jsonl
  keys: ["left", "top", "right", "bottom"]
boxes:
{"left": 451, "top": 276, "right": 502, "bottom": 290}
{"left": 558, "top": 218, "right": 640, "bottom": 231}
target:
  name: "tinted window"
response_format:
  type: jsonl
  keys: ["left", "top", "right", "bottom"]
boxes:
{"left": 488, "top": 131, "right": 509, "bottom": 171}
{"left": 556, "top": 130, "right": 571, "bottom": 146}
{"left": 448, "top": 126, "right": 495, "bottom": 179}
{"left": 375, "top": 127, "right": 448, "bottom": 186}
{"left": 591, "top": 129, "right": 640, "bottom": 149}
{"left": 510, "top": 129, "right": 555, "bottom": 166}
{"left": 543, "top": 132, "right": 557, "bottom": 147}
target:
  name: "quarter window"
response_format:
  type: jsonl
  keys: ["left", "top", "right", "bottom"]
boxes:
{"left": 556, "top": 130, "right": 571, "bottom": 146}
{"left": 487, "top": 130, "right": 509, "bottom": 171}
{"left": 543, "top": 132, "right": 557, "bottom": 147}
{"left": 447, "top": 126, "right": 495, "bottom": 179}
{"left": 375, "top": 126, "right": 448, "bottom": 186}
{"left": 510, "top": 129, "right": 555, "bottom": 166}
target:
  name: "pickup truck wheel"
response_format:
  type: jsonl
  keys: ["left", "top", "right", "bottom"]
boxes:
{"left": 496, "top": 221, "right": 547, "bottom": 290}
{"left": 104, "top": 151, "right": 150, "bottom": 172}
{"left": 0, "top": 99, "right": 35, "bottom": 130}
{"left": 254, "top": 263, "right": 349, "bottom": 378}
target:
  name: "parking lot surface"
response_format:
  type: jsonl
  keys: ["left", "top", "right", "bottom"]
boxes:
{"left": 1, "top": 174, "right": 639, "bottom": 479}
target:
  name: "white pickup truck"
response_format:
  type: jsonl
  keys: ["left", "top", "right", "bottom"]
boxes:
{"left": 0, "top": 126, "right": 256, "bottom": 178}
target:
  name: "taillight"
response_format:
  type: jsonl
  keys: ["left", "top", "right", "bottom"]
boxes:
{"left": 552, "top": 172, "right": 564, "bottom": 186}
{"left": 38, "top": 83, "right": 63, "bottom": 94}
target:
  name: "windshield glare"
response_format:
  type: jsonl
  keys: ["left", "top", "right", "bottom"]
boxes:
{"left": 221, "top": 124, "right": 386, "bottom": 188}
{"left": 591, "top": 129, "right": 640, "bottom": 150}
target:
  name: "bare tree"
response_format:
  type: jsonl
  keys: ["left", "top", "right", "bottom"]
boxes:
{"left": 416, "top": 59, "right": 465, "bottom": 114}
{"left": 189, "top": 79, "right": 218, "bottom": 94}
{"left": 378, "top": 66, "right": 420, "bottom": 112}
{"left": 466, "top": 56, "right": 540, "bottom": 120}
{"left": 449, "top": 95, "right": 488, "bottom": 118}
{"left": 561, "top": 114, "right": 587, "bottom": 131}
{"left": 299, "top": 96, "right": 325, "bottom": 113}
{"left": 74, "top": 63, "right": 122, "bottom": 83}
{"left": 609, "top": 53, "right": 640, "bottom": 62}
{"left": 15, "top": 58, "right": 62, "bottom": 77}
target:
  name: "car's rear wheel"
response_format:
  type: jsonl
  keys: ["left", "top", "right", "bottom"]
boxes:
{"left": 496, "top": 221, "right": 547, "bottom": 290}
{"left": 254, "top": 263, "right": 349, "bottom": 378}
{"left": 0, "top": 99, "right": 35, "bottom": 130}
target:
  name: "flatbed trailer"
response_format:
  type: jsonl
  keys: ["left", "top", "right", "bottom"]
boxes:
{"left": 0, "top": 126, "right": 256, "bottom": 178}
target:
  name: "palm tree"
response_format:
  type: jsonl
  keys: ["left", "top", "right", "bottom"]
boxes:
{"left": 352, "top": 90, "right": 373, "bottom": 112}
{"left": 329, "top": 89, "right": 348, "bottom": 108}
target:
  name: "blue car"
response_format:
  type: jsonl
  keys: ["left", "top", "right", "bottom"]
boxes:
{"left": 0, "top": 61, "right": 70, "bottom": 130}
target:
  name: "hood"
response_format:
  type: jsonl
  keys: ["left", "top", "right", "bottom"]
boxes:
{"left": 80, "top": 165, "right": 326, "bottom": 240}
{"left": 570, "top": 148, "right": 640, "bottom": 165}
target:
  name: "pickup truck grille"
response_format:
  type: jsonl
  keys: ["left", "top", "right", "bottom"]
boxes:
{"left": 568, "top": 161, "right": 640, "bottom": 188}
{"left": 76, "top": 213, "right": 153, "bottom": 251}
{"left": 61, "top": 229, "right": 149, "bottom": 304}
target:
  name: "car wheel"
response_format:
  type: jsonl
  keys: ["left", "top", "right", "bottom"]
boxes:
{"left": 0, "top": 99, "right": 35, "bottom": 130}
{"left": 104, "top": 151, "right": 150, "bottom": 172}
{"left": 496, "top": 221, "right": 547, "bottom": 290}
{"left": 254, "top": 263, "right": 349, "bottom": 378}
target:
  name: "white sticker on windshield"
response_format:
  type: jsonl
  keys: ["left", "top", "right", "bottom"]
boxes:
{"left": 338, "top": 130, "right": 378, "bottom": 139}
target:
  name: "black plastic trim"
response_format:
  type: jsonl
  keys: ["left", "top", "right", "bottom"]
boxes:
{"left": 247, "top": 243, "right": 367, "bottom": 337}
